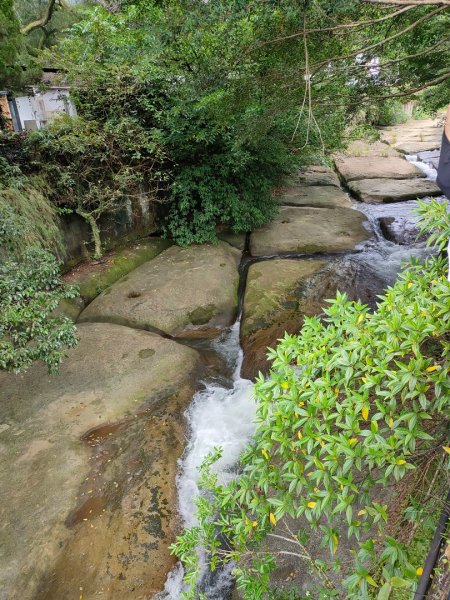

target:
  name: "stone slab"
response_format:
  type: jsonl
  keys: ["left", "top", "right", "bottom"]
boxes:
{"left": 276, "top": 185, "right": 352, "bottom": 209}
{"left": 287, "top": 165, "right": 341, "bottom": 188}
{"left": 335, "top": 156, "right": 424, "bottom": 182}
{"left": 249, "top": 206, "right": 370, "bottom": 256}
{"left": 349, "top": 178, "right": 442, "bottom": 204}
{"left": 79, "top": 242, "right": 241, "bottom": 338}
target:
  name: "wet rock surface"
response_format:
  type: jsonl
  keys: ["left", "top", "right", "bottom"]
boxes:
{"left": 79, "top": 242, "right": 241, "bottom": 338}
{"left": 249, "top": 206, "right": 370, "bottom": 256}
{"left": 348, "top": 177, "right": 441, "bottom": 204}
{"left": 0, "top": 323, "right": 201, "bottom": 600}
{"left": 241, "top": 257, "right": 386, "bottom": 379}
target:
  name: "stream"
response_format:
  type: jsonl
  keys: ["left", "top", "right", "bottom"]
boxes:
{"left": 158, "top": 153, "right": 444, "bottom": 599}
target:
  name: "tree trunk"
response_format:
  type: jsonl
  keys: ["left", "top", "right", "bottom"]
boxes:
{"left": 76, "top": 209, "right": 102, "bottom": 260}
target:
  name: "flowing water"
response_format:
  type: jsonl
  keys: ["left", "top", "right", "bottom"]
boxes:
{"left": 157, "top": 321, "right": 256, "bottom": 599}
{"left": 158, "top": 153, "right": 445, "bottom": 599}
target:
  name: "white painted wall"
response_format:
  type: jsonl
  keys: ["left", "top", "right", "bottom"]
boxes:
{"left": 14, "top": 88, "right": 77, "bottom": 131}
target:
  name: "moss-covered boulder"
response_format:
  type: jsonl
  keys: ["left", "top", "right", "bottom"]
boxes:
{"left": 0, "top": 322, "right": 201, "bottom": 600}
{"left": 79, "top": 242, "right": 241, "bottom": 338}
{"left": 249, "top": 206, "right": 370, "bottom": 257}
{"left": 58, "top": 238, "right": 171, "bottom": 321}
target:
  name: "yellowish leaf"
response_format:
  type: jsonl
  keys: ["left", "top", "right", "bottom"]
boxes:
{"left": 332, "top": 534, "right": 339, "bottom": 554}
{"left": 389, "top": 417, "right": 394, "bottom": 428}
{"left": 307, "top": 501, "right": 316, "bottom": 509}
{"left": 357, "top": 314, "right": 364, "bottom": 324}
{"left": 427, "top": 365, "right": 441, "bottom": 372}
{"left": 443, "top": 446, "right": 450, "bottom": 454}
{"left": 362, "top": 406, "right": 369, "bottom": 421}
{"left": 365, "top": 575, "right": 378, "bottom": 587}
{"left": 407, "top": 282, "right": 413, "bottom": 289}
{"left": 416, "top": 567, "right": 423, "bottom": 576}
{"left": 281, "top": 381, "right": 289, "bottom": 389}
{"left": 349, "top": 438, "right": 358, "bottom": 446}
{"left": 261, "top": 449, "right": 269, "bottom": 460}
{"left": 397, "top": 459, "right": 406, "bottom": 465}
{"left": 357, "top": 509, "right": 366, "bottom": 516}
{"left": 297, "top": 431, "right": 303, "bottom": 440}
{"left": 269, "top": 512, "right": 276, "bottom": 526}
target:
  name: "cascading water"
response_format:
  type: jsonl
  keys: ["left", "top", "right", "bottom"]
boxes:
{"left": 157, "top": 320, "right": 256, "bottom": 599}
{"left": 158, "top": 151, "right": 446, "bottom": 600}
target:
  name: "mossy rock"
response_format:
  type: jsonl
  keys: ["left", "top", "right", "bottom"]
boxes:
{"left": 59, "top": 238, "right": 171, "bottom": 320}
{"left": 79, "top": 242, "right": 241, "bottom": 338}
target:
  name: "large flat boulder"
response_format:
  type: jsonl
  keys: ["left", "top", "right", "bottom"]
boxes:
{"left": 249, "top": 206, "right": 370, "bottom": 256}
{"left": 276, "top": 185, "right": 352, "bottom": 209}
{"left": 287, "top": 165, "right": 341, "bottom": 188}
{"left": 79, "top": 242, "right": 241, "bottom": 338}
{"left": 395, "top": 140, "right": 442, "bottom": 154}
{"left": 241, "top": 258, "right": 386, "bottom": 379}
{"left": 0, "top": 322, "right": 201, "bottom": 600}
{"left": 349, "top": 178, "right": 442, "bottom": 204}
{"left": 334, "top": 156, "right": 424, "bottom": 182}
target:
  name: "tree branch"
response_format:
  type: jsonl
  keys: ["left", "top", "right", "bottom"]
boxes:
{"left": 252, "top": 5, "right": 417, "bottom": 50}
{"left": 21, "top": 0, "right": 59, "bottom": 35}
{"left": 310, "top": 5, "right": 448, "bottom": 72}
{"left": 363, "top": 0, "right": 450, "bottom": 6}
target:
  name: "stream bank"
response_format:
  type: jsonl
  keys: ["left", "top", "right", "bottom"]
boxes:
{"left": 0, "top": 115, "right": 445, "bottom": 600}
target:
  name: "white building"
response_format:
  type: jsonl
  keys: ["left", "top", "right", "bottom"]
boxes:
{"left": 0, "top": 69, "right": 77, "bottom": 132}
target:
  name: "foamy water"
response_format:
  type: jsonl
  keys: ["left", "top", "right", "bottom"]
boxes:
{"left": 157, "top": 321, "right": 256, "bottom": 598}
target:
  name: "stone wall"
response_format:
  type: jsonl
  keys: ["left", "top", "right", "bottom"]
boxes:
{"left": 60, "top": 193, "right": 159, "bottom": 267}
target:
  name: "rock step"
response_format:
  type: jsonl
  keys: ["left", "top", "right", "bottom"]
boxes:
{"left": 334, "top": 156, "right": 424, "bottom": 182}
{"left": 275, "top": 184, "right": 352, "bottom": 209}
{"left": 348, "top": 178, "right": 442, "bottom": 204}
{"left": 286, "top": 164, "right": 341, "bottom": 188}
{"left": 249, "top": 206, "right": 370, "bottom": 256}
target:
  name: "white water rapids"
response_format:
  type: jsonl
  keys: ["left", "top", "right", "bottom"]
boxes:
{"left": 157, "top": 320, "right": 256, "bottom": 599}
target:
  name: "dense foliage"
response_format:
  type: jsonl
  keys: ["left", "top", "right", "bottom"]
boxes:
{"left": 0, "top": 136, "right": 78, "bottom": 373}
{"left": 173, "top": 200, "right": 450, "bottom": 599}
{"left": 2, "top": 0, "right": 449, "bottom": 246}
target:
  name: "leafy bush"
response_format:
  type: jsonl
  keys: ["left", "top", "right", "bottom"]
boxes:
{"left": 0, "top": 161, "right": 78, "bottom": 373}
{"left": 370, "top": 100, "right": 409, "bottom": 127}
{"left": 0, "top": 247, "right": 78, "bottom": 372}
{"left": 26, "top": 113, "right": 166, "bottom": 257}
{"left": 172, "top": 200, "right": 450, "bottom": 599}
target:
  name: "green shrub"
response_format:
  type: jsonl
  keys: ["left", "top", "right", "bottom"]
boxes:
{"left": 172, "top": 199, "right": 450, "bottom": 599}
